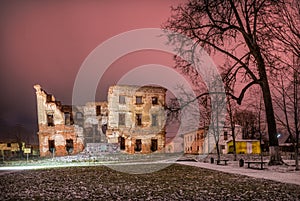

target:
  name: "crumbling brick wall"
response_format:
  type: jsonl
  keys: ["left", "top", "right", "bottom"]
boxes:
{"left": 106, "top": 85, "right": 167, "bottom": 154}
{"left": 34, "top": 85, "right": 85, "bottom": 157}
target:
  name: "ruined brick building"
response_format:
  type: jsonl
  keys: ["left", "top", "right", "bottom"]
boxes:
{"left": 106, "top": 85, "right": 166, "bottom": 154}
{"left": 34, "top": 84, "right": 166, "bottom": 157}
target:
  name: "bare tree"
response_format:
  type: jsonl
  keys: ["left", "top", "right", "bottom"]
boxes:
{"left": 226, "top": 91, "right": 237, "bottom": 161}
{"left": 163, "top": 0, "right": 287, "bottom": 164}
{"left": 166, "top": 78, "right": 226, "bottom": 160}
{"left": 266, "top": 0, "right": 300, "bottom": 170}
{"left": 272, "top": 68, "right": 300, "bottom": 170}
{"left": 12, "top": 124, "right": 29, "bottom": 158}
{"left": 234, "top": 109, "right": 258, "bottom": 139}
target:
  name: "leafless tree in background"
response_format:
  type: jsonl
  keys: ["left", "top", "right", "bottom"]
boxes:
{"left": 162, "top": 0, "right": 300, "bottom": 165}
{"left": 272, "top": 69, "right": 300, "bottom": 170}
{"left": 266, "top": 0, "right": 300, "bottom": 170}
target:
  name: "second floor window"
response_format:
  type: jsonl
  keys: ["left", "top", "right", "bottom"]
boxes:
{"left": 136, "top": 114, "right": 142, "bottom": 126}
{"left": 152, "top": 97, "right": 158, "bottom": 105}
{"left": 96, "top": 105, "right": 101, "bottom": 116}
{"left": 119, "top": 95, "right": 126, "bottom": 104}
{"left": 151, "top": 114, "right": 158, "bottom": 126}
{"left": 119, "top": 113, "right": 125, "bottom": 126}
{"left": 136, "top": 96, "right": 142, "bottom": 104}
{"left": 76, "top": 112, "right": 83, "bottom": 120}
{"left": 47, "top": 114, "right": 54, "bottom": 126}
{"left": 64, "top": 112, "right": 71, "bottom": 125}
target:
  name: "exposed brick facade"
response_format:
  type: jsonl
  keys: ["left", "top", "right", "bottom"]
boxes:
{"left": 34, "top": 84, "right": 167, "bottom": 156}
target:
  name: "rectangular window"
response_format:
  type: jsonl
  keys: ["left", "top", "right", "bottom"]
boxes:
{"left": 96, "top": 105, "right": 101, "bottom": 116}
{"left": 7, "top": 143, "right": 11, "bottom": 147}
{"left": 119, "top": 137, "right": 125, "bottom": 150}
{"left": 152, "top": 97, "right": 158, "bottom": 105}
{"left": 76, "top": 112, "right": 83, "bottom": 120}
{"left": 151, "top": 114, "right": 157, "bottom": 126}
{"left": 46, "top": 94, "right": 52, "bottom": 102}
{"left": 136, "top": 96, "right": 142, "bottom": 104}
{"left": 48, "top": 140, "right": 55, "bottom": 153}
{"left": 65, "top": 112, "right": 71, "bottom": 125}
{"left": 136, "top": 114, "right": 142, "bottom": 126}
{"left": 135, "top": 139, "right": 142, "bottom": 152}
{"left": 47, "top": 114, "right": 54, "bottom": 126}
{"left": 119, "top": 113, "right": 125, "bottom": 126}
{"left": 119, "top": 95, "right": 126, "bottom": 104}
{"left": 224, "top": 131, "right": 228, "bottom": 140}
{"left": 66, "top": 139, "right": 74, "bottom": 154}
{"left": 151, "top": 139, "right": 158, "bottom": 152}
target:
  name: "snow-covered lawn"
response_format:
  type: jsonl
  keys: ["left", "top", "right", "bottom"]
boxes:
{"left": 0, "top": 164, "right": 299, "bottom": 200}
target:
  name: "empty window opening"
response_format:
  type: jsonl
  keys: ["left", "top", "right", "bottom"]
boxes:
{"left": 92, "top": 124, "right": 98, "bottom": 135}
{"left": 135, "top": 139, "right": 142, "bottom": 152}
{"left": 102, "top": 124, "right": 107, "bottom": 134}
{"left": 66, "top": 139, "right": 74, "bottom": 154}
{"left": 85, "top": 127, "right": 93, "bottom": 137}
{"left": 76, "top": 112, "right": 83, "bottom": 120}
{"left": 48, "top": 140, "right": 55, "bottom": 153}
{"left": 96, "top": 105, "right": 101, "bottom": 116}
{"left": 65, "top": 112, "right": 71, "bottom": 125}
{"left": 136, "top": 114, "right": 142, "bottom": 126}
{"left": 136, "top": 96, "right": 142, "bottom": 104}
{"left": 152, "top": 97, "right": 158, "bottom": 105}
{"left": 151, "top": 114, "right": 158, "bottom": 126}
{"left": 7, "top": 143, "right": 11, "bottom": 147}
{"left": 46, "top": 94, "right": 53, "bottom": 102}
{"left": 47, "top": 114, "right": 54, "bottom": 126}
{"left": 119, "top": 95, "right": 126, "bottom": 104}
{"left": 119, "top": 113, "right": 125, "bottom": 126}
{"left": 151, "top": 139, "right": 158, "bottom": 152}
{"left": 224, "top": 131, "right": 228, "bottom": 140}
{"left": 119, "top": 137, "right": 125, "bottom": 150}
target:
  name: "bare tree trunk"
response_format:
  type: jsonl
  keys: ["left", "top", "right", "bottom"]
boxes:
{"left": 227, "top": 96, "right": 237, "bottom": 161}
{"left": 261, "top": 79, "right": 282, "bottom": 165}
{"left": 231, "top": 126, "right": 237, "bottom": 161}
{"left": 256, "top": 52, "right": 282, "bottom": 165}
{"left": 294, "top": 69, "right": 299, "bottom": 170}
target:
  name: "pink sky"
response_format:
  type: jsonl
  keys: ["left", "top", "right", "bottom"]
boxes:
{"left": 0, "top": 0, "right": 186, "bottom": 139}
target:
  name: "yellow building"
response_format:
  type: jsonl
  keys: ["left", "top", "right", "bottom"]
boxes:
{"left": 184, "top": 129, "right": 206, "bottom": 154}
{"left": 227, "top": 139, "right": 261, "bottom": 154}
{"left": 0, "top": 141, "right": 25, "bottom": 158}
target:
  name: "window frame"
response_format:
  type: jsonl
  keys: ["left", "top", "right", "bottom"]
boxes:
{"left": 136, "top": 96, "right": 143, "bottom": 104}
{"left": 136, "top": 113, "right": 142, "bottom": 126}
{"left": 151, "top": 114, "right": 158, "bottom": 126}
{"left": 152, "top": 97, "right": 158, "bottom": 105}
{"left": 118, "top": 113, "right": 126, "bottom": 126}
{"left": 119, "top": 95, "right": 126, "bottom": 104}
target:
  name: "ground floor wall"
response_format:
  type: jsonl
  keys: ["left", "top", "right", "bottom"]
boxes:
{"left": 107, "top": 130, "right": 165, "bottom": 154}
{"left": 38, "top": 125, "right": 84, "bottom": 157}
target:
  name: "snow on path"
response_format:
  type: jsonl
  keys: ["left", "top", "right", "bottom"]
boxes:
{"left": 177, "top": 161, "right": 300, "bottom": 186}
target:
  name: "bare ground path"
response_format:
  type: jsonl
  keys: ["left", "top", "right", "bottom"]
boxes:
{"left": 177, "top": 161, "right": 300, "bottom": 186}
